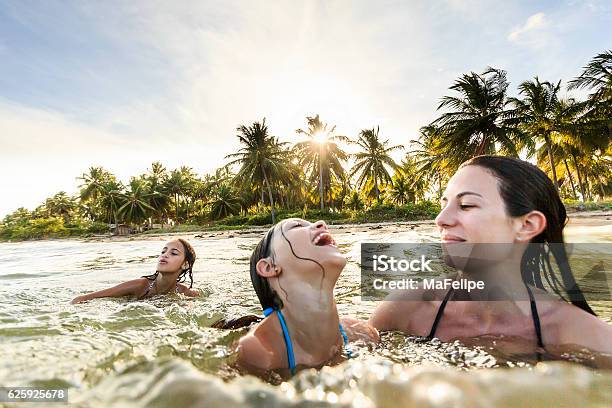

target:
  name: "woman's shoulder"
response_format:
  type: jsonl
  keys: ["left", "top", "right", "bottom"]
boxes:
{"left": 535, "top": 293, "right": 612, "bottom": 353}
{"left": 132, "top": 278, "right": 153, "bottom": 297}
{"left": 557, "top": 306, "right": 612, "bottom": 351}
{"left": 237, "top": 319, "right": 279, "bottom": 370}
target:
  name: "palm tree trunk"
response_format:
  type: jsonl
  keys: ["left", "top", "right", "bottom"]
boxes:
{"left": 583, "top": 168, "right": 593, "bottom": 201}
{"left": 476, "top": 135, "right": 488, "bottom": 156}
{"left": 261, "top": 165, "right": 276, "bottom": 223}
{"left": 544, "top": 134, "right": 559, "bottom": 191}
{"left": 319, "top": 151, "right": 324, "bottom": 211}
{"left": 113, "top": 202, "right": 118, "bottom": 233}
{"left": 279, "top": 190, "right": 286, "bottom": 209}
{"left": 175, "top": 193, "right": 179, "bottom": 223}
{"left": 563, "top": 158, "right": 578, "bottom": 199}
{"left": 375, "top": 178, "right": 380, "bottom": 203}
{"left": 571, "top": 152, "right": 586, "bottom": 201}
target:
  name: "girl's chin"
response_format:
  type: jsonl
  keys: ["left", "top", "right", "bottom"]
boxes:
{"left": 322, "top": 255, "right": 348, "bottom": 271}
{"left": 156, "top": 269, "right": 178, "bottom": 274}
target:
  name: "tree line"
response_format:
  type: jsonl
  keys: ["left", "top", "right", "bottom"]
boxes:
{"left": 2, "top": 50, "right": 610, "bottom": 238}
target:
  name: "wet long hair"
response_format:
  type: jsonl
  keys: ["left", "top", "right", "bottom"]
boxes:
{"left": 142, "top": 238, "right": 197, "bottom": 288}
{"left": 461, "top": 155, "right": 596, "bottom": 315}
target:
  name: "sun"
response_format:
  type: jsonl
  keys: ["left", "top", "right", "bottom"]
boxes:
{"left": 313, "top": 131, "right": 328, "bottom": 144}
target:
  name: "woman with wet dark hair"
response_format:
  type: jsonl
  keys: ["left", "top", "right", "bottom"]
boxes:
{"left": 370, "top": 155, "right": 611, "bottom": 354}
{"left": 71, "top": 238, "right": 199, "bottom": 304}
{"left": 237, "top": 218, "right": 379, "bottom": 375}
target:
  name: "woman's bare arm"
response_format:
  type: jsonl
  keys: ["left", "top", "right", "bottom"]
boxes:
{"left": 340, "top": 317, "right": 380, "bottom": 343}
{"left": 559, "top": 306, "right": 612, "bottom": 353}
{"left": 369, "top": 289, "right": 428, "bottom": 332}
{"left": 71, "top": 279, "right": 148, "bottom": 304}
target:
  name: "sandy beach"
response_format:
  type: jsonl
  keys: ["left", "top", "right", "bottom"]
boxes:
{"left": 82, "top": 210, "right": 612, "bottom": 243}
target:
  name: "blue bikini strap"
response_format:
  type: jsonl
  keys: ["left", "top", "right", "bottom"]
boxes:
{"left": 263, "top": 307, "right": 296, "bottom": 374}
{"left": 338, "top": 323, "right": 352, "bottom": 358}
{"left": 263, "top": 307, "right": 352, "bottom": 374}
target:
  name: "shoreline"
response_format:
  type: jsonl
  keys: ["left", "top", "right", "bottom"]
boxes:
{"left": 2, "top": 209, "right": 610, "bottom": 244}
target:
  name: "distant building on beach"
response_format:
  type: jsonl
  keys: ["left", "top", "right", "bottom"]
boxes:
{"left": 109, "top": 223, "right": 131, "bottom": 236}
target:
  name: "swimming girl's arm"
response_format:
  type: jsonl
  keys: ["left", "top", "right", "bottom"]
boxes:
{"left": 70, "top": 278, "right": 148, "bottom": 304}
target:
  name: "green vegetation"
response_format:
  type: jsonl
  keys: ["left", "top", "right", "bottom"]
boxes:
{"left": 1, "top": 50, "right": 610, "bottom": 242}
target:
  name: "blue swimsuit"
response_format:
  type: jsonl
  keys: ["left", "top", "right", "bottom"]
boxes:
{"left": 263, "top": 307, "right": 352, "bottom": 374}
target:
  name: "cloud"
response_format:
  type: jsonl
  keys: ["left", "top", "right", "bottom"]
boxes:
{"left": 0, "top": 100, "right": 229, "bottom": 216}
{"left": 508, "top": 12, "right": 550, "bottom": 48}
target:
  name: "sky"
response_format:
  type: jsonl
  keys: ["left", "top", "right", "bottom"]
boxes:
{"left": 0, "top": 0, "right": 611, "bottom": 217}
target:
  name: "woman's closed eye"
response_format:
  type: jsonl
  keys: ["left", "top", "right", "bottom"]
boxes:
{"left": 460, "top": 204, "right": 475, "bottom": 210}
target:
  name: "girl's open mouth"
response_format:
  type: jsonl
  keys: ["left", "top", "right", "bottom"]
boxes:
{"left": 313, "top": 232, "right": 337, "bottom": 247}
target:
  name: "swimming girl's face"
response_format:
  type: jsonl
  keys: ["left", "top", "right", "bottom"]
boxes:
{"left": 157, "top": 240, "right": 188, "bottom": 274}
{"left": 435, "top": 165, "right": 520, "bottom": 244}
{"left": 270, "top": 218, "right": 347, "bottom": 277}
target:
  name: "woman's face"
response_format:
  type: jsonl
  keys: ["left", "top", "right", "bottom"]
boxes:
{"left": 435, "top": 165, "right": 520, "bottom": 244}
{"left": 270, "top": 218, "right": 347, "bottom": 279}
{"left": 157, "top": 240, "right": 187, "bottom": 274}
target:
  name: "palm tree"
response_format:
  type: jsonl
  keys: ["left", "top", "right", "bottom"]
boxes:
{"left": 568, "top": 50, "right": 612, "bottom": 198}
{"left": 145, "top": 162, "right": 171, "bottom": 225}
{"left": 344, "top": 190, "right": 364, "bottom": 211}
{"left": 294, "top": 114, "right": 349, "bottom": 210}
{"left": 45, "top": 192, "right": 77, "bottom": 223}
{"left": 78, "top": 166, "right": 111, "bottom": 203}
{"left": 350, "top": 126, "right": 403, "bottom": 204}
{"left": 546, "top": 98, "right": 599, "bottom": 200}
{"left": 432, "top": 67, "right": 529, "bottom": 169}
{"left": 399, "top": 154, "right": 427, "bottom": 203}
{"left": 389, "top": 174, "right": 412, "bottom": 205}
{"left": 209, "top": 183, "right": 241, "bottom": 220}
{"left": 411, "top": 125, "right": 452, "bottom": 202}
{"left": 225, "top": 118, "right": 288, "bottom": 223}
{"left": 568, "top": 50, "right": 612, "bottom": 110}
{"left": 179, "top": 166, "right": 197, "bottom": 221}
{"left": 118, "top": 178, "right": 155, "bottom": 225}
{"left": 164, "top": 168, "right": 192, "bottom": 224}
{"left": 99, "top": 179, "right": 124, "bottom": 228}
{"left": 510, "top": 77, "right": 562, "bottom": 190}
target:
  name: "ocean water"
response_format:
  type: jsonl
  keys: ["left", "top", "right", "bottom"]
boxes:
{"left": 0, "top": 219, "right": 610, "bottom": 407}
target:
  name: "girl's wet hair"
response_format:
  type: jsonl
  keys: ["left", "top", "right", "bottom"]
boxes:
{"left": 250, "top": 225, "right": 285, "bottom": 310}
{"left": 461, "top": 155, "right": 595, "bottom": 315}
{"left": 250, "top": 220, "right": 326, "bottom": 311}
{"left": 142, "top": 238, "right": 197, "bottom": 288}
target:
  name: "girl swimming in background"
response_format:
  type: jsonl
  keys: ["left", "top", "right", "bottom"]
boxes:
{"left": 370, "top": 155, "right": 612, "bottom": 355}
{"left": 237, "top": 218, "right": 379, "bottom": 375}
{"left": 71, "top": 238, "right": 199, "bottom": 304}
